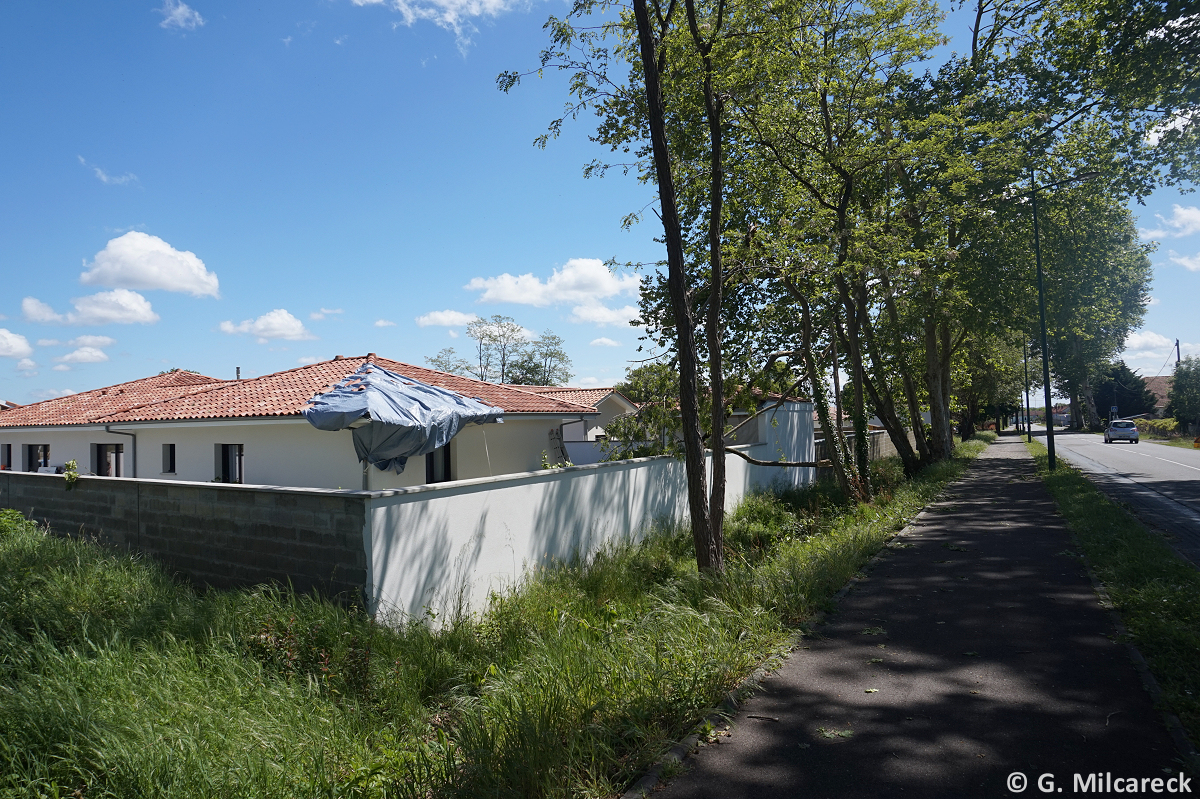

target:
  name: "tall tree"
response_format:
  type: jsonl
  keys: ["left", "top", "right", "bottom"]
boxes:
{"left": 506, "top": 330, "right": 575, "bottom": 386}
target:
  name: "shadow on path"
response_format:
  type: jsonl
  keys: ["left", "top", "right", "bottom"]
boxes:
{"left": 655, "top": 438, "right": 1182, "bottom": 798}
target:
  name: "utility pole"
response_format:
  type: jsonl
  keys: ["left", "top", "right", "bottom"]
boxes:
{"left": 1031, "top": 170, "right": 1056, "bottom": 470}
{"left": 1178, "top": 339, "right": 1182, "bottom": 365}
{"left": 1023, "top": 339, "right": 1033, "bottom": 443}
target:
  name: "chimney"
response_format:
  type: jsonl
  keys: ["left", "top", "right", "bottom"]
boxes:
{"left": 333, "top": 355, "right": 344, "bottom": 360}
{"left": 366, "top": 353, "right": 376, "bottom": 361}
{"left": 236, "top": 367, "right": 241, "bottom": 380}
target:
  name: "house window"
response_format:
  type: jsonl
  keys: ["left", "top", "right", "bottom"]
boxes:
{"left": 162, "top": 443, "right": 176, "bottom": 474}
{"left": 215, "top": 443, "right": 243, "bottom": 484}
{"left": 0, "top": 444, "right": 10, "bottom": 470}
{"left": 94, "top": 443, "right": 124, "bottom": 477}
{"left": 25, "top": 444, "right": 49, "bottom": 472}
{"left": 425, "top": 444, "right": 451, "bottom": 484}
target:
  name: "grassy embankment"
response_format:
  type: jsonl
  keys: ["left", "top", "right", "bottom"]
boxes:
{"left": 1026, "top": 439, "right": 1200, "bottom": 745}
{"left": 1, "top": 434, "right": 991, "bottom": 799}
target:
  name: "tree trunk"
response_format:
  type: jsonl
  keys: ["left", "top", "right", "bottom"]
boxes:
{"left": 686, "top": 0, "right": 728, "bottom": 572}
{"left": 924, "top": 314, "right": 954, "bottom": 460}
{"left": 632, "top": 0, "right": 717, "bottom": 572}
{"left": 848, "top": 275, "right": 921, "bottom": 475}
{"left": 878, "top": 269, "right": 932, "bottom": 463}
{"left": 797, "top": 289, "right": 852, "bottom": 497}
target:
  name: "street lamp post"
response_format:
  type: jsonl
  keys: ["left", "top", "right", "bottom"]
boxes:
{"left": 1023, "top": 339, "right": 1032, "bottom": 444}
{"left": 1027, "top": 168, "right": 1099, "bottom": 471}
{"left": 1030, "top": 170, "right": 1057, "bottom": 470}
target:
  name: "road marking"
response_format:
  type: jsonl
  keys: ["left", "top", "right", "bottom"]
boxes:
{"left": 1065, "top": 441, "right": 1200, "bottom": 471}
{"left": 1151, "top": 456, "right": 1200, "bottom": 472}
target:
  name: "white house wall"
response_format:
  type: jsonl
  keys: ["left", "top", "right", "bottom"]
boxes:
{"left": 0, "top": 415, "right": 570, "bottom": 490}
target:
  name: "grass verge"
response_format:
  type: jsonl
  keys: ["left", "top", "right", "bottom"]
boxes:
{"left": 0, "top": 435, "right": 991, "bottom": 799}
{"left": 1146, "top": 438, "right": 1200, "bottom": 450}
{"left": 1025, "top": 440, "right": 1200, "bottom": 746}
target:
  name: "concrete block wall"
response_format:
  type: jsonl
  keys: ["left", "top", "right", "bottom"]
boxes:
{"left": 0, "top": 471, "right": 367, "bottom": 598}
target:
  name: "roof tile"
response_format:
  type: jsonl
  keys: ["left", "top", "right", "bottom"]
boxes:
{"left": 94, "top": 357, "right": 597, "bottom": 423}
{"left": 0, "top": 371, "right": 225, "bottom": 428}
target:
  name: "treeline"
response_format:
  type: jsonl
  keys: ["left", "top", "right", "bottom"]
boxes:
{"left": 503, "top": 0, "right": 1198, "bottom": 570}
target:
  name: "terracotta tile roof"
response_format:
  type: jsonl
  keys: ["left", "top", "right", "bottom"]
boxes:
{"left": 0, "top": 371, "right": 225, "bottom": 428}
{"left": 93, "top": 356, "right": 597, "bottom": 423}
{"left": 506, "top": 385, "right": 635, "bottom": 409}
{"left": 1143, "top": 375, "right": 1173, "bottom": 408}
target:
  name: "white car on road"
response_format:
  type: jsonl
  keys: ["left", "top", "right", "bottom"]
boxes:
{"left": 1104, "top": 420, "right": 1140, "bottom": 444}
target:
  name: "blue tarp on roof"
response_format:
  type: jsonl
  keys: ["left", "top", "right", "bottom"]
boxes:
{"left": 303, "top": 363, "right": 503, "bottom": 474}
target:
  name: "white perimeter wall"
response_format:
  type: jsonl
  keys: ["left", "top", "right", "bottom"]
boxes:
{"left": 364, "top": 402, "right": 815, "bottom": 621}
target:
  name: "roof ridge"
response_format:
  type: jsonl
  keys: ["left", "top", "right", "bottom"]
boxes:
{"left": 376, "top": 359, "right": 598, "bottom": 413}
{"left": 92, "top": 379, "right": 240, "bottom": 423}
{"left": 95, "top": 356, "right": 371, "bottom": 422}
{"left": 11, "top": 370, "right": 222, "bottom": 412}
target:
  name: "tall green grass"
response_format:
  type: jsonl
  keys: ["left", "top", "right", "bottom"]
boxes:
{"left": 0, "top": 436, "right": 990, "bottom": 799}
{"left": 1026, "top": 442, "right": 1200, "bottom": 746}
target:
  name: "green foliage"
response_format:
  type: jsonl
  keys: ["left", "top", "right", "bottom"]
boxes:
{"left": 1134, "top": 417, "right": 1179, "bottom": 439}
{"left": 426, "top": 346, "right": 475, "bottom": 377}
{"left": 505, "top": 330, "right": 574, "bottom": 387}
{"left": 1094, "top": 360, "right": 1159, "bottom": 419}
{"left": 1167, "top": 356, "right": 1200, "bottom": 427}
{"left": 0, "top": 437, "right": 990, "bottom": 797}
{"left": 427, "top": 323, "right": 573, "bottom": 386}
{"left": 1028, "top": 439, "right": 1200, "bottom": 744}
{"left": 62, "top": 459, "right": 79, "bottom": 491}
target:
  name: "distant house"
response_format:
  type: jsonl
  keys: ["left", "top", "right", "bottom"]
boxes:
{"left": 1143, "top": 375, "right": 1173, "bottom": 419}
{"left": 0, "top": 355, "right": 598, "bottom": 490}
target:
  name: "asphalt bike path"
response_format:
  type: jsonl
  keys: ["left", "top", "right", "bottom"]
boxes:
{"left": 653, "top": 437, "right": 1186, "bottom": 798}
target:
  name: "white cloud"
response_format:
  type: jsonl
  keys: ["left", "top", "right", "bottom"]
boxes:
{"left": 570, "top": 303, "right": 641, "bottom": 327}
{"left": 374, "top": 319, "right": 398, "bottom": 328}
{"left": 1140, "top": 205, "right": 1200, "bottom": 239}
{"left": 1147, "top": 297, "right": 1160, "bottom": 305}
{"left": 23, "top": 299, "right": 60, "bottom": 324}
{"left": 37, "top": 339, "right": 60, "bottom": 346}
{"left": 77, "top": 156, "right": 138, "bottom": 186}
{"left": 31, "top": 386, "right": 76, "bottom": 398}
{"left": 1125, "top": 330, "right": 1173, "bottom": 351}
{"left": 23, "top": 290, "right": 159, "bottom": 326}
{"left": 298, "top": 356, "right": 320, "bottom": 365}
{"left": 53, "top": 365, "right": 72, "bottom": 372}
{"left": 80, "top": 232, "right": 219, "bottom": 297}
{"left": 590, "top": 337, "right": 621, "bottom": 347}
{"left": 466, "top": 258, "right": 641, "bottom": 308}
{"left": 282, "top": 35, "right": 293, "bottom": 46}
{"left": 219, "top": 309, "right": 315, "bottom": 342}
{"left": 0, "top": 329, "right": 33, "bottom": 358}
{"left": 1145, "top": 110, "right": 1196, "bottom": 147}
{"left": 16, "top": 358, "right": 37, "bottom": 372}
{"left": 415, "top": 309, "right": 477, "bottom": 327}
{"left": 577, "top": 376, "right": 601, "bottom": 387}
{"left": 68, "top": 335, "right": 116, "bottom": 347}
{"left": 158, "top": 0, "right": 205, "bottom": 30}
{"left": 351, "top": 0, "right": 522, "bottom": 48}
{"left": 309, "top": 308, "right": 344, "bottom": 320}
{"left": 1168, "top": 250, "right": 1200, "bottom": 271}
{"left": 56, "top": 347, "right": 109, "bottom": 365}
{"left": 334, "top": 35, "right": 348, "bottom": 45}
{"left": 447, "top": 329, "right": 458, "bottom": 338}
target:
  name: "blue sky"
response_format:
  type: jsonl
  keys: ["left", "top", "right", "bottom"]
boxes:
{"left": 0, "top": 0, "right": 1194, "bottom": 405}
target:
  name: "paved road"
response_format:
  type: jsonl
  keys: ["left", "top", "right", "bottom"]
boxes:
{"left": 1035, "top": 428, "right": 1200, "bottom": 566}
{"left": 652, "top": 439, "right": 1185, "bottom": 799}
